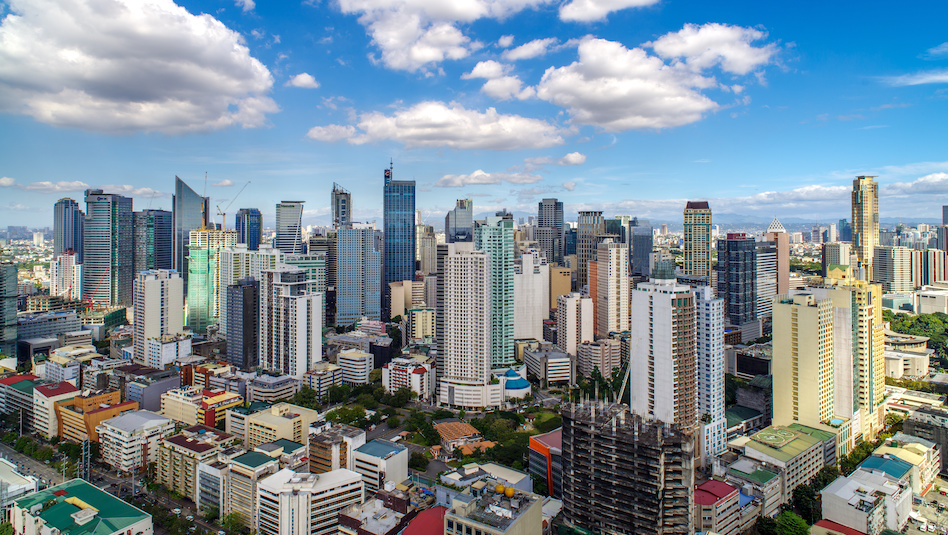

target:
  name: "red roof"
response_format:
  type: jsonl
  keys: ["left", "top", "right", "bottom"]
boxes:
{"left": 34, "top": 382, "right": 79, "bottom": 398}
{"left": 52, "top": 490, "right": 68, "bottom": 497}
{"left": 812, "top": 519, "right": 867, "bottom": 535}
{"left": 0, "top": 375, "right": 38, "bottom": 386}
{"left": 412, "top": 368, "right": 427, "bottom": 374}
{"left": 402, "top": 506, "right": 446, "bottom": 535}
{"left": 694, "top": 480, "right": 738, "bottom": 506}
{"left": 531, "top": 428, "right": 562, "bottom": 450}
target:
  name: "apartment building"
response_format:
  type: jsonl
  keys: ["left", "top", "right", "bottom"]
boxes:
{"left": 97, "top": 410, "right": 175, "bottom": 473}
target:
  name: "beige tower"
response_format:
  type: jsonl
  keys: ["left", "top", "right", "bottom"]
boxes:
{"left": 595, "top": 240, "right": 630, "bottom": 339}
{"left": 683, "top": 201, "right": 712, "bottom": 279}
{"left": 852, "top": 176, "right": 879, "bottom": 281}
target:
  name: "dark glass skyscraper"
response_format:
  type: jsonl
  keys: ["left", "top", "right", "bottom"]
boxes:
{"left": 536, "top": 198, "right": 564, "bottom": 265}
{"left": 715, "top": 233, "right": 757, "bottom": 326}
{"left": 133, "top": 210, "right": 172, "bottom": 275}
{"left": 235, "top": 208, "right": 262, "bottom": 251}
{"left": 225, "top": 278, "right": 259, "bottom": 370}
{"left": 382, "top": 164, "right": 415, "bottom": 319}
{"left": 54, "top": 198, "right": 84, "bottom": 262}
{"left": 83, "top": 189, "right": 133, "bottom": 306}
{"left": 631, "top": 217, "right": 653, "bottom": 277}
{"left": 445, "top": 199, "right": 473, "bottom": 243}
{"left": 173, "top": 176, "right": 209, "bottom": 293}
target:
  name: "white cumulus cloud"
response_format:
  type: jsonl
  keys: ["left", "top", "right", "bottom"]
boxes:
{"left": 235, "top": 0, "right": 255, "bottom": 12}
{"left": 0, "top": 177, "right": 15, "bottom": 187}
{"left": 883, "top": 172, "right": 948, "bottom": 195}
{"left": 883, "top": 70, "right": 948, "bottom": 86}
{"left": 307, "top": 101, "right": 563, "bottom": 150}
{"left": 503, "top": 37, "right": 558, "bottom": 61}
{"left": 212, "top": 179, "right": 235, "bottom": 187}
{"left": 525, "top": 152, "right": 586, "bottom": 167}
{"left": 649, "top": 23, "right": 778, "bottom": 75}
{"left": 462, "top": 61, "right": 534, "bottom": 100}
{"left": 497, "top": 34, "right": 514, "bottom": 48}
{"left": 21, "top": 180, "right": 90, "bottom": 193}
{"left": 559, "top": 0, "right": 658, "bottom": 22}
{"left": 436, "top": 169, "right": 542, "bottom": 187}
{"left": 285, "top": 73, "right": 321, "bottom": 89}
{"left": 100, "top": 184, "right": 171, "bottom": 198}
{"left": 0, "top": 0, "right": 278, "bottom": 134}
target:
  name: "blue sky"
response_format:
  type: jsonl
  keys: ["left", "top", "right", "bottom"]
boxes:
{"left": 1, "top": 0, "right": 947, "bottom": 228}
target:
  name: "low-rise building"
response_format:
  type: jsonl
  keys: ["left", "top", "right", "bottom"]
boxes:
{"left": 223, "top": 451, "right": 280, "bottom": 528}
{"left": 246, "top": 374, "right": 300, "bottom": 403}
{"left": 98, "top": 410, "right": 175, "bottom": 473}
{"left": 256, "top": 469, "right": 363, "bottom": 535}
{"left": 444, "top": 484, "right": 542, "bottom": 535}
{"left": 0, "top": 375, "right": 41, "bottom": 429}
{"left": 246, "top": 402, "right": 322, "bottom": 448}
{"left": 353, "top": 440, "right": 409, "bottom": 498}
{"left": 10, "top": 479, "right": 152, "bottom": 535}
{"left": 338, "top": 488, "right": 416, "bottom": 535}
{"left": 146, "top": 334, "right": 192, "bottom": 370}
{"left": 161, "top": 386, "right": 243, "bottom": 427}
{"left": 439, "top": 463, "right": 532, "bottom": 494}
{"left": 904, "top": 405, "right": 948, "bottom": 473}
{"left": 741, "top": 425, "right": 824, "bottom": 503}
{"left": 224, "top": 401, "right": 271, "bottom": 443}
{"left": 528, "top": 428, "right": 562, "bottom": 498}
{"left": 302, "top": 362, "right": 343, "bottom": 400}
{"left": 723, "top": 457, "right": 782, "bottom": 518}
{"left": 309, "top": 424, "right": 366, "bottom": 474}
{"left": 381, "top": 357, "right": 434, "bottom": 400}
{"left": 156, "top": 425, "right": 236, "bottom": 501}
{"left": 694, "top": 480, "right": 740, "bottom": 535}
{"left": 55, "top": 388, "right": 137, "bottom": 442}
{"left": 576, "top": 339, "right": 620, "bottom": 380}
{"left": 434, "top": 420, "right": 485, "bottom": 452}
{"left": 337, "top": 348, "right": 374, "bottom": 385}
{"left": 523, "top": 345, "right": 573, "bottom": 387}
{"left": 820, "top": 466, "right": 912, "bottom": 535}
{"left": 33, "top": 381, "right": 78, "bottom": 439}
{"left": 884, "top": 348, "right": 930, "bottom": 379}
{"left": 255, "top": 439, "right": 309, "bottom": 471}
{"left": 873, "top": 435, "right": 941, "bottom": 496}
{"left": 0, "top": 458, "right": 38, "bottom": 511}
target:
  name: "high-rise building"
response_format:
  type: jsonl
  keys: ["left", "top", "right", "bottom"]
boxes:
{"left": 911, "top": 249, "right": 948, "bottom": 288}
{"left": 133, "top": 210, "right": 173, "bottom": 275}
{"left": 186, "top": 229, "right": 239, "bottom": 334}
{"left": 445, "top": 199, "right": 473, "bottom": 243}
{"left": 259, "top": 267, "right": 323, "bottom": 378}
{"left": 756, "top": 240, "right": 777, "bottom": 319}
{"left": 838, "top": 218, "right": 853, "bottom": 242}
{"left": 173, "top": 176, "right": 209, "bottom": 294}
{"left": 694, "top": 286, "right": 726, "bottom": 468}
{"left": 256, "top": 468, "right": 363, "bottom": 535}
{"left": 822, "top": 242, "right": 852, "bottom": 276}
{"left": 133, "top": 270, "right": 184, "bottom": 364}
{"left": 417, "top": 226, "right": 437, "bottom": 275}
{"left": 0, "top": 264, "right": 15, "bottom": 357}
{"left": 683, "top": 201, "right": 712, "bottom": 280}
{"left": 537, "top": 198, "right": 565, "bottom": 265}
{"left": 331, "top": 183, "right": 352, "bottom": 230}
{"left": 218, "top": 244, "right": 284, "bottom": 333}
{"left": 555, "top": 293, "right": 593, "bottom": 357}
{"left": 275, "top": 201, "right": 305, "bottom": 254}
{"left": 631, "top": 217, "right": 653, "bottom": 277}
{"left": 576, "top": 211, "right": 604, "bottom": 290}
{"left": 475, "top": 214, "right": 515, "bottom": 368}
{"left": 382, "top": 164, "right": 415, "bottom": 319}
{"left": 594, "top": 240, "right": 629, "bottom": 339}
{"left": 514, "top": 250, "right": 550, "bottom": 341}
{"left": 336, "top": 227, "right": 381, "bottom": 325}
{"left": 50, "top": 252, "right": 82, "bottom": 300}
{"left": 943, "top": 206, "right": 948, "bottom": 226}
{"left": 308, "top": 234, "right": 337, "bottom": 325}
{"left": 630, "top": 276, "right": 697, "bottom": 429}
{"left": 852, "top": 176, "right": 879, "bottom": 280}
{"left": 225, "top": 278, "right": 259, "bottom": 370}
{"left": 561, "top": 403, "right": 694, "bottom": 534}
{"left": 83, "top": 188, "right": 133, "bottom": 306}
{"left": 873, "top": 245, "right": 913, "bottom": 292}
{"left": 715, "top": 234, "right": 756, "bottom": 326}
{"left": 53, "top": 198, "right": 83, "bottom": 261}
{"left": 438, "top": 245, "right": 503, "bottom": 409}
{"left": 764, "top": 217, "right": 790, "bottom": 295}
{"left": 235, "top": 208, "right": 262, "bottom": 251}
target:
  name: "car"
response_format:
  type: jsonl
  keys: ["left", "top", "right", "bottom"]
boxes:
{"left": 218, "top": 531, "right": 226, "bottom": 535}
{"left": 186, "top": 516, "right": 194, "bottom": 522}
{"left": 172, "top": 508, "right": 182, "bottom": 515}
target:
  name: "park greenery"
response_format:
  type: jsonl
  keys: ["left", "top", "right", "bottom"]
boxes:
{"left": 884, "top": 309, "right": 948, "bottom": 365}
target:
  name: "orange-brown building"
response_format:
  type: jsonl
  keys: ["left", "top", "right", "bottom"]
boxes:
{"left": 55, "top": 389, "right": 138, "bottom": 442}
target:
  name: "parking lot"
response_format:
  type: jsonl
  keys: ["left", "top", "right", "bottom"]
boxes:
{"left": 909, "top": 477, "right": 948, "bottom": 534}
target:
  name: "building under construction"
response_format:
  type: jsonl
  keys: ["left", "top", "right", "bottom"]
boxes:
{"left": 561, "top": 402, "right": 695, "bottom": 535}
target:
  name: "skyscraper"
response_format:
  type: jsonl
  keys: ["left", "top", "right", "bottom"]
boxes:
{"left": 555, "top": 293, "right": 593, "bottom": 357}
{"left": 513, "top": 249, "right": 550, "bottom": 341}
{"left": 218, "top": 244, "right": 285, "bottom": 333}
{"left": 576, "top": 211, "right": 604, "bottom": 291}
{"left": 173, "top": 176, "right": 209, "bottom": 294}
{"left": 943, "top": 206, "right": 948, "bottom": 226}
{"left": 445, "top": 199, "right": 473, "bottom": 243}
{"left": 764, "top": 217, "right": 790, "bottom": 295}
{"left": 715, "top": 233, "right": 756, "bottom": 326}
{"left": 50, "top": 252, "right": 82, "bottom": 300}
{"left": 331, "top": 183, "right": 352, "bottom": 230}
{"left": 275, "top": 201, "right": 305, "bottom": 254}
{"left": 53, "top": 198, "right": 83, "bottom": 262}
{"left": 630, "top": 217, "right": 653, "bottom": 277}
{"left": 225, "top": 278, "right": 259, "bottom": 370}
{"left": 186, "top": 228, "right": 239, "bottom": 334}
{"left": 259, "top": 266, "right": 323, "bottom": 378}
{"left": 475, "top": 214, "right": 515, "bottom": 368}
{"left": 536, "top": 198, "right": 565, "bottom": 265}
{"left": 133, "top": 209, "right": 173, "bottom": 275}
{"left": 683, "top": 201, "right": 712, "bottom": 279}
{"left": 382, "top": 164, "right": 415, "bottom": 319}
{"left": 629, "top": 273, "right": 697, "bottom": 429}
{"left": 235, "top": 208, "right": 262, "bottom": 251}
{"left": 755, "top": 240, "right": 777, "bottom": 319}
{"left": 437, "top": 245, "right": 502, "bottom": 409}
{"left": 594, "top": 240, "right": 629, "bottom": 339}
{"left": 694, "top": 286, "right": 725, "bottom": 468}
{"left": 83, "top": 188, "right": 133, "bottom": 306}
{"left": 873, "top": 245, "right": 913, "bottom": 292}
{"left": 0, "top": 263, "right": 16, "bottom": 357}
{"left": 852, "top": 176, "right": 879, "bottom": 280}
{"left": 309, "top": 233, "right": 337, "bottom": 325}
{"left": 336, "top": 227, "right": 382, "bottom": 325}
{"left": 133, "top": 270, "right": 184, "bottom": 364}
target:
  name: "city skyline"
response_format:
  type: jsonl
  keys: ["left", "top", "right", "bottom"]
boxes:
{"left": 1, "top": 1, "right": 948, "bottom": 226}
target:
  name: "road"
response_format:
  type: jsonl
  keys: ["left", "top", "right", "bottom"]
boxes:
{"left": 0, "top": 441, "right": 62, "bottom": 486}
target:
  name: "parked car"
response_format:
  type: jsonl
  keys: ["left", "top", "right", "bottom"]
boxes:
{"left": 172, "top": 508, "right": 182, "bottom": 515}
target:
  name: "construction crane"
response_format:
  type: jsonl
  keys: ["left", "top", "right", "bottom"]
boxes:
{"left": 215, "top": 181, "right": 251, "bottom": 231}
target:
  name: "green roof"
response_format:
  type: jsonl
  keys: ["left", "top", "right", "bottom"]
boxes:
{"left": 14, "top": 479, "right": 150, "bottom": 535}
{"left": 272, "top": 439, "right": 305, "bottom": 451}
{"left": 729, "top": 467, "right": 777, "bottom": 485}
{"left": 745, "top": 426, "right": 821, "bottom": 464}
{"left": 787, "top": 423, "right": 836, "bottom": 443}
{"left": 10, "top": 380, "right": 40, "bottom": 393}
{"left": 748, "top": 375, "right": 772, "bottom": 389}
{"left": 232, "top": 451, "right": 276, "bottom": 469}
{"left": 725, "top": 405, "right": 762, "bottom": 428}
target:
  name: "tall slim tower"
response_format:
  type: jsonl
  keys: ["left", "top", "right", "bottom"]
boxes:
{"left": 0, "top": 263, "right": 16, "bottom": 357}
{"left": 683, "top": 201, "right": 712, "bottom": 279}
{"left": 133, "top": 270, "right": 184, "bottom": 364}
{"left": 694, "top": 286, "right": 725, "bottom": 468}
{"left": 715, "top": 233, "right": 756, "bottom": 326}
{"left": 537, "top": 198, "right": 565, "bottom": 265}
{"left": 336, "top": 227, "right": 382, "bottom": 325}
{"left": 445, "top": 199, "right": 473, "bottom": 243}
{"left": 475, "top": 214, "right": 515, "bottom": 368}
{"left": 235, "top": 208, "right": 262, "bottom": 251}
{"left": 556, "top": 293, "right": 593, "bottom": 357}
{"left": 133, "top": 210, "right": 173, "bottom": 275}
{"left": 275, "top": 201, "right": 305, "bottom": 254}
{"left": 576, "top": 211, "right": 604, "bottom": 291}
{"left": 225, "top": 278, "right": 259, "bottom": 370}
{"left": 331, "top": 183, "right": 352, "bottom": 230}
{"left": 83, "top": 189, "right": 133, "bottom": 306}
{"left": 259, "top": 267, "right": 323, "bottom": 378}
{"left": 186, "top": 228, "right": 239, "bottom": 334}
{"left": 630, "top": 217, "right": 653, "bottom": 277}
{"left": 54, "top": 198, "right": 84, "bottom": 262}
{"left": 383, "top": 163, "right": 416, "bottom": 319}
{"left": 852, "top": 176, "right": 879, "bottom": 281}
{"left": 173, "top": 176, "right": 209, "bottom": 294}
{"left": 594, "top": 240, "right": 629, "bottom": 339}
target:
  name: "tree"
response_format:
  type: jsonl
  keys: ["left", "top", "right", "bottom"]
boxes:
{"left": 791, "top": 483, "right": 818, "bottom": 524}
{"left": 220, "top": 512, "right": 244, "bottom": 532}
{"left": 202, "top": 506, "right": 219, "bottom": 523}
{"left": 0, "top": 522, "right": 13, "bottom": 535}
{"left": 369, "top": 368, "right": 383, "bottom": 383}
{"left": 775, "top": 511, "right": 809, "bottom": 535}
{"left": 408, "top": 451, "right": 429, "bottom": 471}
{"left": 356, "top": 393, "right": 379, "bottom": 410}
{"left": 754, "top": 515, "right": 777, "bottom": 535}
{"left": 810, "top": 466, "right": 840, "bottom": 492}
{"left": 387, "top": 416, "right": 400, "bottom": 428}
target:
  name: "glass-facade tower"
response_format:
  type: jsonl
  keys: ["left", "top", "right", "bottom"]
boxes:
{"left": 83, "top": 189, "right": 133, "bottom": 306}
{"left": 383, "top": 164, "right": 415, "bottom": 319}
{"left": 235, "top": 208, "right": 262, "bottom": 251}
{"left": 133, "top": 210, "right": 172, "bottom": 275}
{"left": 275, "top": 201, "right": 305, "bottom": 254}
{"left": 475, "top": 214, "right": 515, "bottom": 368}
{"left": 54, "top": 198, "right": 84, "bottom": 262}
{"left": 173, "top": 176, "right": 209, "bottom": 294}
{"left": 445, "top": 199, "right": 473, "bottom": 243}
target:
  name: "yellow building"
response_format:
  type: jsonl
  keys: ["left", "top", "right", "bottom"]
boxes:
{"left": 873, "top": 435, "right": 941, "bottom": 496}
{"left": 55, "top": 389, "right": 138, "bottom": 442}
{"left": 407, "top": 307, "right": 435, "bottom": 340}
{"left": 199, "top": 389, "right": 243, "bottom": 427}
{"left": 160, "top": 385, "right": 242, "bottom": 427}
{"left": 246, "top": 403, "right": 322, "bottom": 449}
{"left": 773, "top": 294, "right": 834, "bottom": 426}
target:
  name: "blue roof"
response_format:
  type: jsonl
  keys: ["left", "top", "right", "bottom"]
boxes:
{"left": 504, "top": 369, "right": 520, "bottom": 377}
{"left": 505, "top": 377, "right": 530, "bottom": 389}
{"left": 858, "top": 454, "right": 912, "bottom": 479}
{"left": 356, "top": 439, "right": 407, "bottom": 459}
{"left": 738, "top": 492, "right": 755, "bottom": 508}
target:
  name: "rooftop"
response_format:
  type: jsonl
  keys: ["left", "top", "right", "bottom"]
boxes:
{"left": 812, "top": 519, "right": 867, "bottom": 535}
{"left": 856, "top": 455, "right": 912, "bottom": 480}
{"left": 402, "top": 506, "right": 446, "bottom": 535}
{"left": 695, "top": 480, "right": 738, "bottom": 506}
{"left": 433, "top": 421, "right": 482, "bottom": 443}
{"left": 787, "top": 423, "right": 837, "bottom": 442}
{"left": 102, "top": 410, "right": 172, "bottom": 433}
{"left": 0, "top": 374, "right": 38, "bottom": 386}
{"left": 14, "top": 479, "right": 150, "bottom": 535}
{"left": 34, "top": 382, "right": 79, "bottom": 398}
{"left": 451, "top": 484, "right": 538, "bottom": 531}
{"left": 725, "top": 405, "right": 762, "bottom": 428}
{"left": 530, "top": 427, "right": 562, "bottom": 451}
{"left": 356, "top": 439, "right": 407, "bottom": 460}
{"left": 310, "top": 424, "right": 365, "bottom": 444}
{"left": 232, "top": 451, "right": 277, "bottom": 469}
{"left": 745, "top": 425, "right": 821, "bottom": 464}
